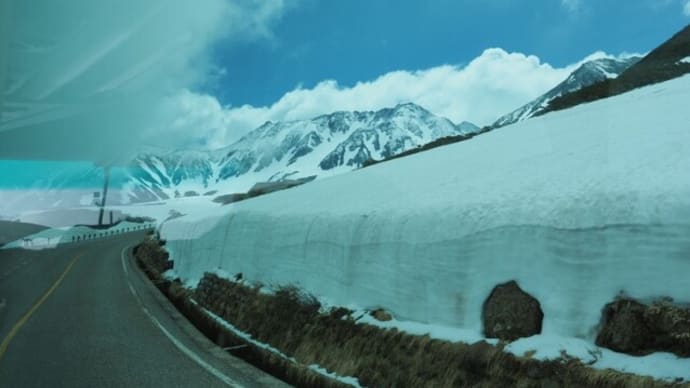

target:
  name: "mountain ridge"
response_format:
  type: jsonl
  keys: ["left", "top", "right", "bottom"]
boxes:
{"left": 541, "top": 24, "right": 690, "bottom": 115}
{"left": 125, "top": 102, "right": 479, "bottom": 202}
{"left": 492, "top": 55, "right": 641, "bottom": 128}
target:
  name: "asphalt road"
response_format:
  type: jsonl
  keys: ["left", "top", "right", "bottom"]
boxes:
{"left": 0, "top": 230, "right": 290, "bottom": 387}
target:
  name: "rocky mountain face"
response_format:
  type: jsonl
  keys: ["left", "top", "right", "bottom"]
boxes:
{"left": 125, "top": 151, "right": 218, "bottom": 203}
{"left": 124, "top": 103, "right": 479, "bottom": 203}
{"left": 492, "top": 56, "right": 641, "bottom": 128}
{"left": 543, "top": 24, "right": 690, "bottom": 115}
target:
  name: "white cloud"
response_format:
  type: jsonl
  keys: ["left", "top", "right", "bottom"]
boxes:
{"left": 135, "top": 0, "right": 291, "bottom": 152}
{"left": 648, "top": 0, "right": 690, "bottom": 17}
{"left": 0, "top": 0, "right": 291, "bottom": 161}
{"left": 171, "top": 49, "right": 628, "bottom": 149}
{"left": 561, "top": 0, "right": 582, "bottom": 13}
{"left": 223, "top": 0, "right": 292, "bottom": 43}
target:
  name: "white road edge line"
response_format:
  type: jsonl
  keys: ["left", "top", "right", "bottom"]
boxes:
{"left": 120, "top": 246, "right": 243, "bottom": 388}
{"left": 128, "top": 283, "right": 137, "bottom": 297}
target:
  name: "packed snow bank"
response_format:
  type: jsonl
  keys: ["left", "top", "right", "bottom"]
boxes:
{"left": 505, "top": 333, "right": 690, "bottom": 381}
{"left": 161, "top": 75, "right": 690, "bottom": 380}
{"left": 355, "top": 310, "right": 690, "bottom": 381}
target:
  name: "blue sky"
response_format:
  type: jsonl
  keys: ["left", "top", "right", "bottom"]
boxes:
{"left": 208, "top": 0, "right": 690, "bottom": 108}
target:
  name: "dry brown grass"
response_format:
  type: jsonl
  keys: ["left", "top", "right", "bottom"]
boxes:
{"left": 134, "top": 237, "right": 171, "bottom": 278}
{"left": 194, "top": 273, "right": 687, "bottom": 388}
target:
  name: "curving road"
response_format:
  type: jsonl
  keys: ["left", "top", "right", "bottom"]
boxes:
{"left": 0, "top": 230, "right": 290, "bottom": 387}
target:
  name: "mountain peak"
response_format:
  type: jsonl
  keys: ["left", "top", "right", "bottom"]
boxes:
{"left": 543, "top": 24, "right": 690, "bottom": 115}
{"left": 492, "top": 55, "right": 640, "bottom": 128}
{"left": 394, "top": 101, "right": 424, "bottom": 110}
{"left": 456, "top": 121, "right": 480, "bottom": 134}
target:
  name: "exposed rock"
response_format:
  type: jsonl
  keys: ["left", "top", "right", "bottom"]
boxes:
{"left": 370, "top": 308, "right": 393, "bottom": 322}
{"left": 247, "top": 176, "right": 317, "bottom": 197}
{"left": 213, "top": 193, "right": 249, "bottom": 205}
{"left": 544, "top": 24, "right": 690, "bottom": 114}
{"left": 329, "top": 307, "right": 353, "bottom": 320}
{"left": 596, "top": 297, "right": 690, "bottom": 357}
{"left": 482, "top": 280, "right": 543, "bottom": 341}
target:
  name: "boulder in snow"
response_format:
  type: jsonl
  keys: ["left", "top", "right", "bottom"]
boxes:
{"left": 370, "top": 308, "right": 393, "bottom": 322}
{"left": 482, "top": 281, "right": 543, "bottom": 341}
{"left": 596, "top": 297, "right": 690, "bottom": 357}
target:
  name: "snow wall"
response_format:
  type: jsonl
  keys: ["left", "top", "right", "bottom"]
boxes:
{"left": 161, "top": 75, "right": 690, "bottom": 341}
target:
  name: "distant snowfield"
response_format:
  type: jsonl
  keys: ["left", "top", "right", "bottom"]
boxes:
{"left": 154, "top": 75, "right": 690, "bottom": 381}
{"left": 12, "top": 196, "right": 228, "bottom": 230}
{"left": 19, "top": 207, "right": 126, "bottom": 228}
{"left": 1, "top": 221, "right": 154, "bottom": 250}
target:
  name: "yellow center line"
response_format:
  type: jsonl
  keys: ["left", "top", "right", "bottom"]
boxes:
{"left": 0, "top": 252, "right": 85, "bottom": 360}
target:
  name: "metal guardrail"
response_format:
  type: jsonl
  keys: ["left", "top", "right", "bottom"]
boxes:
{"left": 70, "top": 224, "right": 155, "bottom": 243}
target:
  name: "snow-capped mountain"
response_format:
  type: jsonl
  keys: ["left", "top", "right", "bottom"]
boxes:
{"left": 125, "top": 151, "right": 218, "bottom": 203}
{"left": 543, "top": 24, "right": 690, "bottom": 114}
{"left": 492, "top": 56, "right": 641, "bottom": 128}
{"left": 125, "top": 103, "right": 479, "bottom": 202}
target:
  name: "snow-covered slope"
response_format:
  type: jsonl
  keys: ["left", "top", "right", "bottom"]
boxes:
{"left": 125, "top": 103, "right": 477, "bottom": 202}
{"left": 159, "top": 75, "right": 690, "bottom": 379}
{"left": 492, "top": 56, "right": 640, "bottom": 128}
{"left": 125, "top": 150, "right": 219, "bottom": 202}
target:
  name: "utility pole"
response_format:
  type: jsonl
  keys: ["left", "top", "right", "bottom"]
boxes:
{"left": 98, "top": 166, "right": 111, "bottom": 226}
